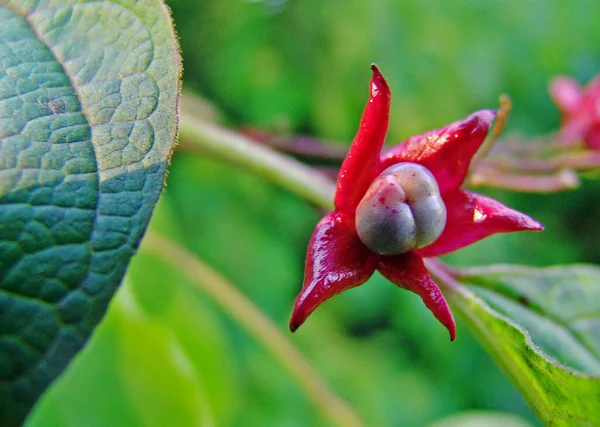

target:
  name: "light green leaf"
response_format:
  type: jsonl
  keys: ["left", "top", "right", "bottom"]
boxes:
{"left": 428, "top": 410, "right": 535, "bottom": 427}
{"left": 440, "top": 263, "right": 600, "bottom": 426}
{"left": 25, "top": 276, "right": 234, "bottom": 427}
{"left": 0, "top": 0, "right": 180, "bottom": 424}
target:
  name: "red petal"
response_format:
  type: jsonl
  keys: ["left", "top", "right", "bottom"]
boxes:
{"left": 380, "top": 110, "right": 496, "bottom": 193}
{"left": 377, "top": 252, "right": 456, "bottom": 341}
{"left": 416, "top": 189, "right": 543, "bottom": 258}
{"left": 334, "top": 65, "right": 391, "bottom": 214}
{"left": 585, "top": 125, "right": 600, "bottom": 150}
{"left": 581, "top": 75, "right": 600, "bottom": 119}
{"left": 550, "top": 76, "right": 582, "bottom": 114}
{"left": 553, "top": 75, "right": 600, "bottom": 147}
{"left": 290, "top": 211, "right": 378, "bottom": 331}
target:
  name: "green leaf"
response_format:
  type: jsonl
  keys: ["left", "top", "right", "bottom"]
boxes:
{"left": 428, "top": 410, "right": 535, "bottom": 427}
{"left": 442, "top": 263, "right": 600, "bottom": 426}
{"left": 25, "top": 196, "right": 237, "bottom": 427}
{"left": 0, "top": 1, "right": 180, "bottom": 424}
{"left": 25, "top": 275, "right": 235, "bottom": 427}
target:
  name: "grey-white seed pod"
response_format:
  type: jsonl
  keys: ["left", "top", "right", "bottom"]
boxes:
{"left": 355, "top": 163, "right": 447, "bottom": 255}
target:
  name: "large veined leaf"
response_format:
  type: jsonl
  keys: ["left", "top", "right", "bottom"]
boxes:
{"left": 0, "top": 0, "right": 180, "bottom": 425}
{"left": 440, "top": 263, "right": 600, "bottom": 426}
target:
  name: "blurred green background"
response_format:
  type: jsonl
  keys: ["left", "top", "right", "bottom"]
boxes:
{"left": 25, "top": 1, "right": 600, "bottom": 426}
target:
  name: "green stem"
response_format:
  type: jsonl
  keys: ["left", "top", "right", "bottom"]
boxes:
{"left": 142, "top": 231, "right": 365, "bottom": 427}
{"left": 179, "top": 113, "right": 336, "bottom": 210}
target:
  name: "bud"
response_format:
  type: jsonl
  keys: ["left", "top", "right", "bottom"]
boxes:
{"left": 355, "top": 163, "right": 446, "bottom": 255}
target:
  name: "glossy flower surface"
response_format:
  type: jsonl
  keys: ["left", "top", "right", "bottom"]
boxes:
{"left": 290, "top": 66, "right": 543, "bottom": 340}
{"left": 550, "top": 74, "right": 600, "bottom": 149}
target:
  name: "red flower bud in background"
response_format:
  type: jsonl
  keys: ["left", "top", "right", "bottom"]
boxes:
{"left": 550, "top": 73, "right": 600, "bottom": 149}
{"left": 290, "top": 66, "right": 543, "bottom": 340}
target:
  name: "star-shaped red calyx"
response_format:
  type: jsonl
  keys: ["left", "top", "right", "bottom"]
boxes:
{"left": 290, "top": 66, "right": 543, "bottom": 340}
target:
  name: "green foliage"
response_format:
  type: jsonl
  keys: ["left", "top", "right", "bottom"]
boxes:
{"left": 26, "top": 253, "right": 237, "bottom": 427}
{"left": 176, "top": 0, "right": 600, "bottom": 139}
{"left": 428, "top": 410, "right": 535, "bottom": 427}
{"left": 0, "top": 0, "right": 180, "bottom": 424}
{"left": 449, "top": 264, "right": 600, "bottom": 426}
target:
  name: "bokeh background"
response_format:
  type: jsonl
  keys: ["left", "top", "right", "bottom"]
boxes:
{"left": 25, "top": 1, "right": 600, "bottom": 426}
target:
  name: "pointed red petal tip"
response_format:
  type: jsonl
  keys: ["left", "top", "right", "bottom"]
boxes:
{"left": 379, "top": 109, "right": 497, "bottom": 193}
{"left": 417, "top": 190, "right": 543, "bottom": 258}
{"left": 290, "top": 211, "right": 378, "bottom": 332}
{"left": 448, "top": 318, "right": 457, "bottom": 341}
{"left": 334, "top": 65, "right": 391, "bottom": 213}
{"left": 289, "top": 281, "right": 350, "bottom": 332}
{"left": 516, "top": 213, "right": 544, "bottom": 231}
{"left": 289, "top": 291, "right": 315, "bottom": 332}
{"left": 474, "top": 109, "right": 497, "bottom": 128}
{"left": 289, "top": 267, "right": 371, "bottom": 332}
{"left": 432, "top": 300, "right": 456, "bottom": 342}
{"left": 378, "top": 253, "right": 457, "bottom": 341}
{"left": 370, "top": 64, "right": 389, "bottom": 98}
{"left": 448, "top": 109, "right": 497, "bottom": 143}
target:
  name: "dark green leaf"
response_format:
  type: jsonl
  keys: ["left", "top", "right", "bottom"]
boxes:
{"left": 0, "top": 1, "right": 180, "bottom": 424}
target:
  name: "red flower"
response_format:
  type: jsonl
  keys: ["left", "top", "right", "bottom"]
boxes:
{"left": 290, "top": 66, "right": 543, "bottom": 340}
{"left": 550, "top": 73, "right": 600, "bottom": 149}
